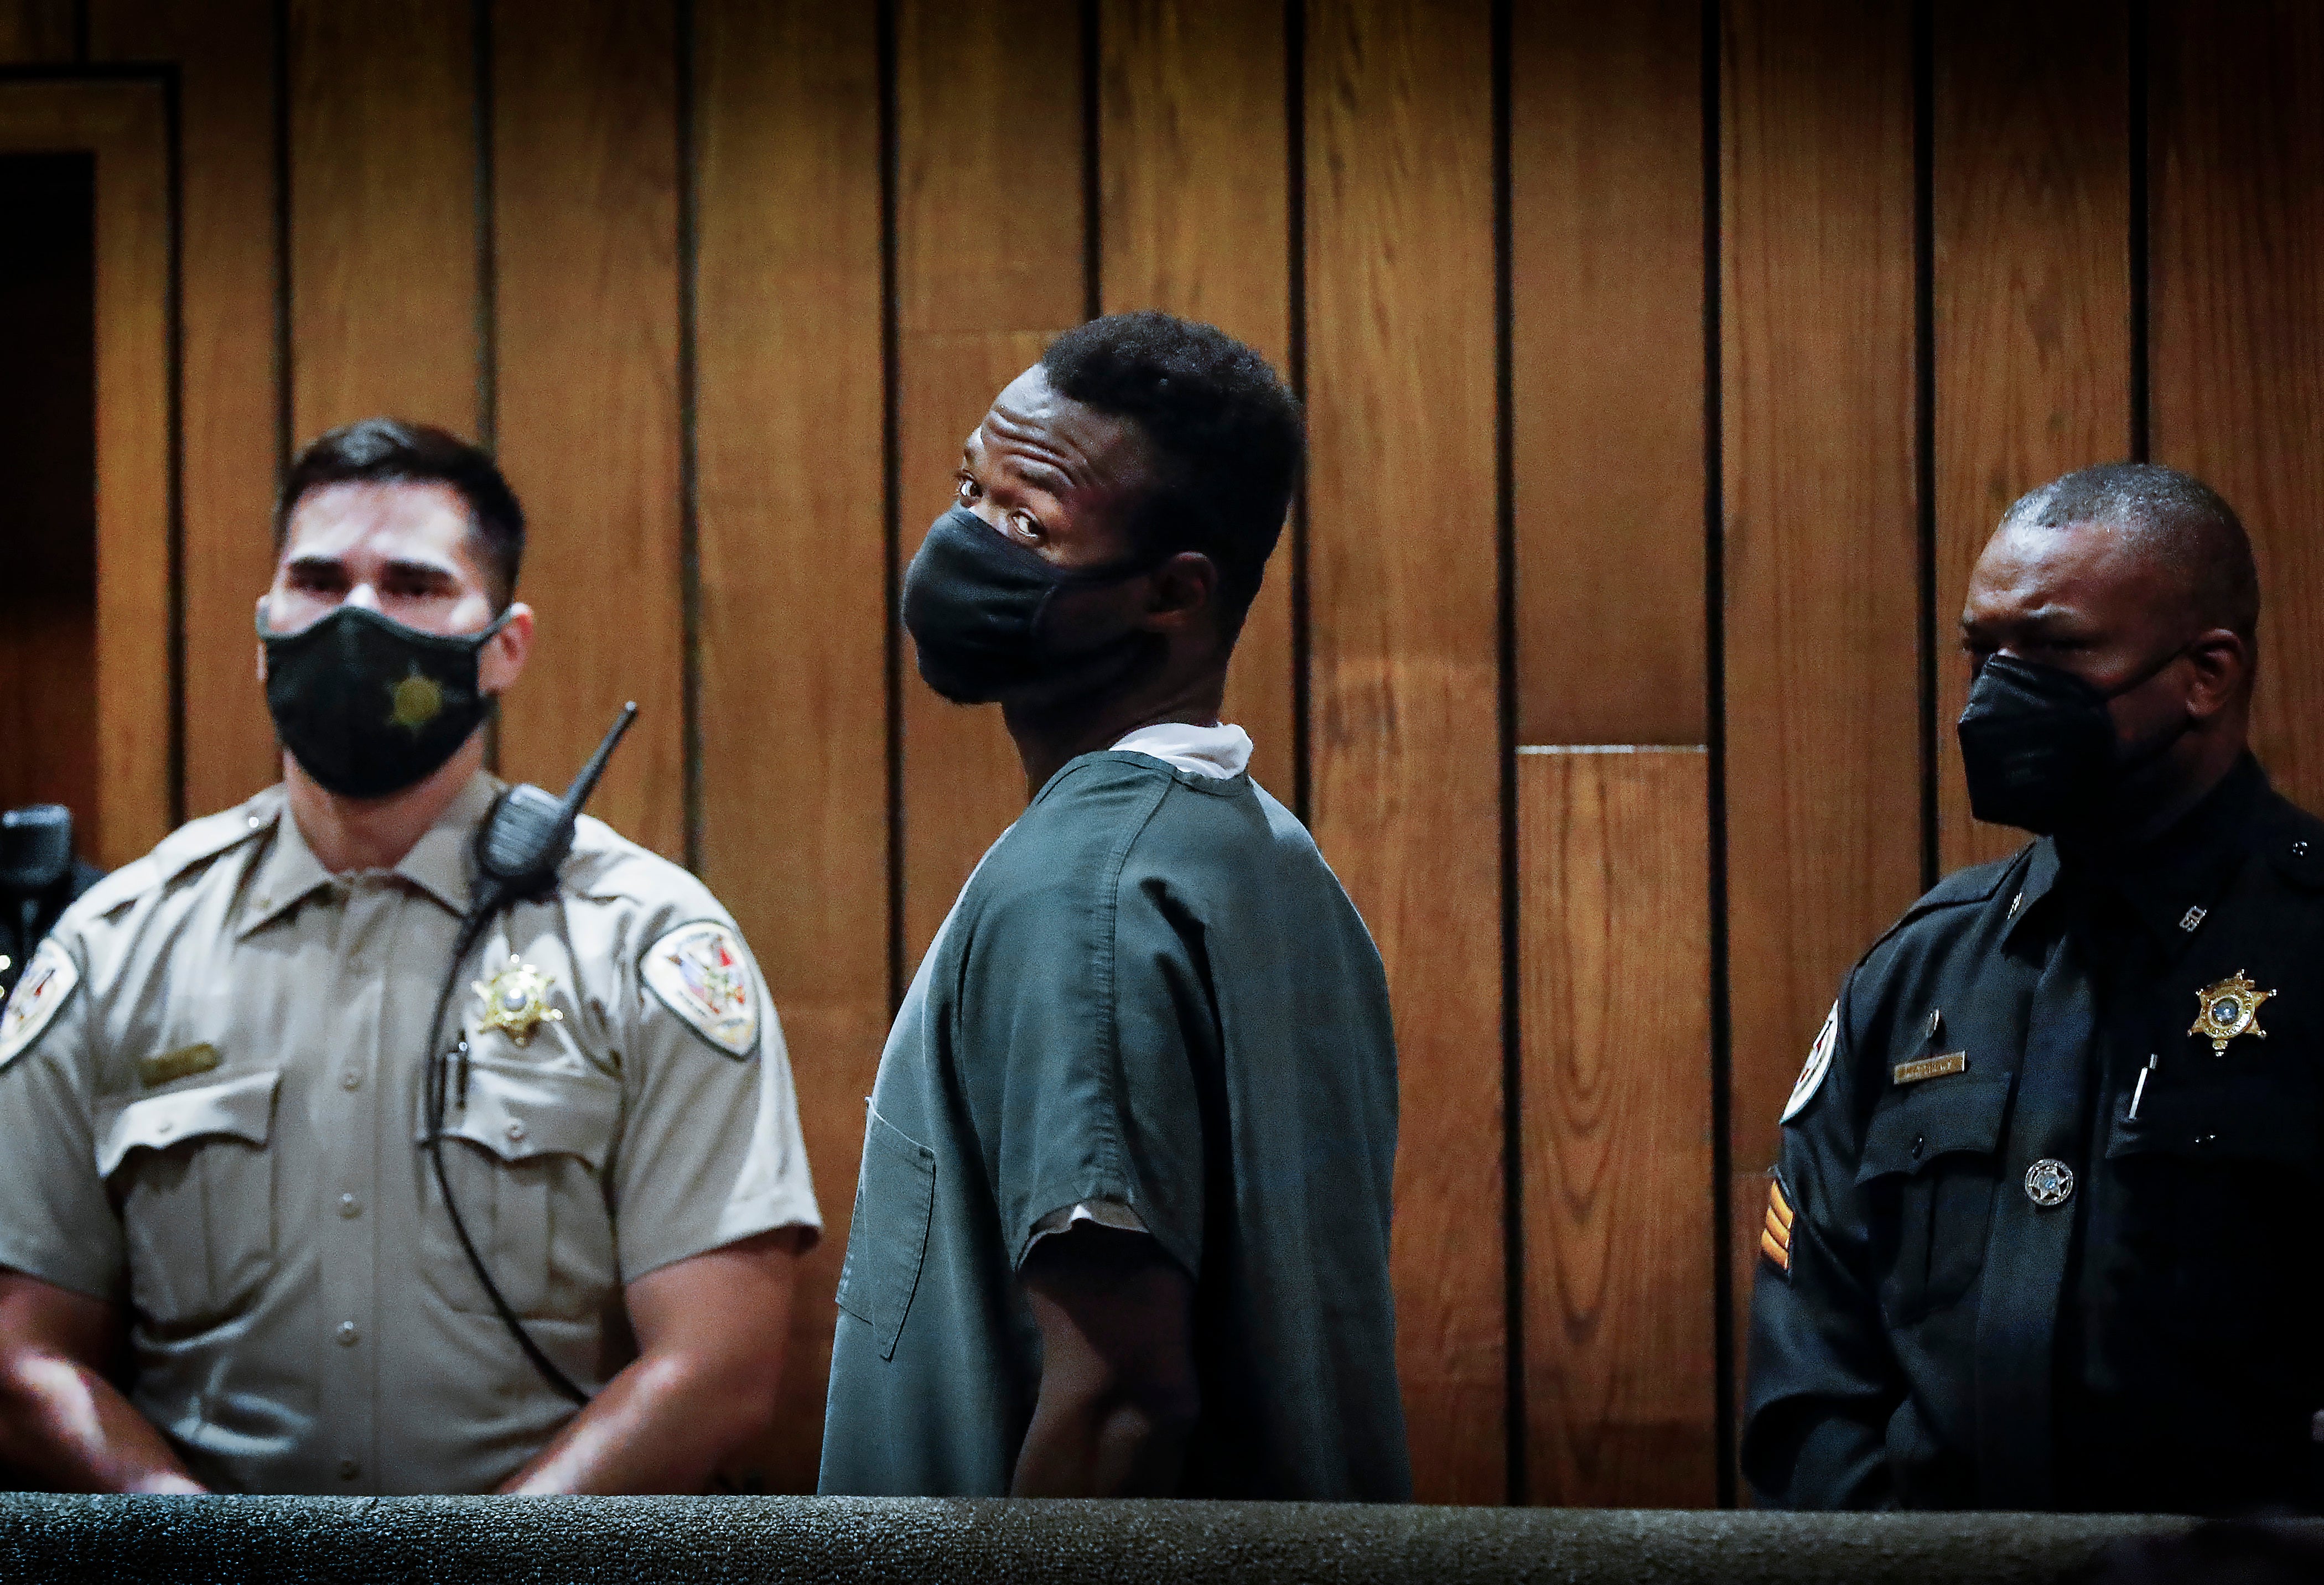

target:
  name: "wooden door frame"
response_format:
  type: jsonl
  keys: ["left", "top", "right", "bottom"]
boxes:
{"left": 0, "top": 74, "right": 174, "bottom": 867}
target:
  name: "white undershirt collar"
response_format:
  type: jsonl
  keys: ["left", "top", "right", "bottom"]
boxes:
{"left": 1108, "top": 721, "right": 1253, "bottom": 779}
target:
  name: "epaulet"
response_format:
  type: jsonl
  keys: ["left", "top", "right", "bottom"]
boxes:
{"left": 69, "top": 792, "right": 279, "bottom": 922}
{"left": 1900, "top": 850, "right": 2024, "bottom": 919}
{"left": 556, "top": 812, "right": 713, "bottom": 910}
{"left": 1860, "top": 846, "right": 2030, "bottom": 957}
{"left": 2257, "top": 793, "right": 2324, "bottom": 890}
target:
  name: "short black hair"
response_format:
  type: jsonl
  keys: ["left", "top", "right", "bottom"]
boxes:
{"left": 274, "top": 418, "right": 526, "bottom": 608}
{"left": 1040, "top": 311, "right": 1303, "bottom": 631}
{"left": 2002, "top": 461, "right": 2260, "bottom": 641}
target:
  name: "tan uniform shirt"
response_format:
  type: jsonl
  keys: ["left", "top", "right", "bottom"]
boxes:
{"left": 0, "top": 773, "right": 821, "bottom": 1494}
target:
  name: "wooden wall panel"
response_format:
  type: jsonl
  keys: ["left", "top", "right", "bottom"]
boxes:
{"left": 2151, "top": 1, "right": 2324, "bottom": 815}
{"left": 94, "top": 0, "right": 283, "bottom": 819}
{"left": 490, "top": 0, "right": 683, "bottom": 859}
{"left": 1511, "top": 0, "right": 1705, "bottom": 747}
{"left": 1720, "top": 0, "right": 1920, "bottom": 1400}
{"left": 1931, "top": 0, "right": 2132, "bottom": 876}
{"left": 893, "top": 0, "right": 1086, "bottom": 962}
{"left": 46, "top": 0, "right": 2324, "bottom": 1502}
{"left": 1097, "top": 0, "right": 1295, "bottom": 798}
{"left": 694, "top": 0, "right": 886, "bottom": 1492}
{"left": 0, "top": 85, "right": 171, "bottom": 868}
{"left": 1306, "top": 0, "right": 1502, "bottom": 1505}
{"left": 1519, "top": 749, "right": 1715, "bottom": 1506}
{"left": 0, "top": 0, "right": 71, "bottom": 60}
{"left": 287, "top": 0, "right": 478, "bottom": 439}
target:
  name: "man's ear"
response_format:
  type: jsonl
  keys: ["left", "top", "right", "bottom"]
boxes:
{"left": 1140, "top": 552, "right": 1217, "bottom": 633}
{"left": 481, "top": 603, "right": 536, "bottom": 695}
{"left": 2183, "top": 626, "right": 2250, "bottom": 721}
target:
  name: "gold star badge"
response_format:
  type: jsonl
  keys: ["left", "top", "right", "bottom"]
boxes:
{"left": 387, "top": 668, "right": 445, "bottom": 731}
{"left": 473, "top": 956, "right": 563, "bottom": 1047}
{"left": 2190, "top": 969, "right": 2275, "bottom": 1055}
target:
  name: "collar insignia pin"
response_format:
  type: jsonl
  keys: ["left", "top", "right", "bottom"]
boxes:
{"left": 2179, "top": 905, "right": 2207, "bottom": 933}
{"left": 2190, "top": 970, "right": 2275, "bottom": 1056}
{"left": 473, "top": 955, "right": 563, "bottom": 1048}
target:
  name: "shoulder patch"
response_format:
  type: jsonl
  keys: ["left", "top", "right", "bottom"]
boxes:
{"left": 1780, "top": 1001, "right": 1840, "bottom": 1124}
{"left": 0, "top": 939, "right": 80, "bottom": 1070}
{"left": 640, "top": 921, "right": 759, "bottom": 1059}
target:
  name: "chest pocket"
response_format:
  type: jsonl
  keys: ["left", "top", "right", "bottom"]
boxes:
{"left": 2103, "top": 1074, "right": 2322, "bottom": 1299}
{"left": 2105, "top": 1074, "right": 2319, "bottom": 1174}
{"left": 98, "top": 1070, "right": 280, "bottom": 1332}
{"left": 1858, "top": 1076, "right": 2014, "bottom": 1322}
{"left": 836, "top": 1106, "right": 935, "bottom": 1361}
{"left": 426, "top": 1063, "right": 620, "bottom": 1321}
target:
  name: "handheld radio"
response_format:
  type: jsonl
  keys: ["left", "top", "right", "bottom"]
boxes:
{"left": 1, "top": 807, "right": 87, "bottom": 1001}
{"left": 422, "top": 702, "right": 637, "bottom": 1405}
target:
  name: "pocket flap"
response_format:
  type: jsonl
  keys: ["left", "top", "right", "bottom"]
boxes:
{"left": 1858, "top": 1077, "right": 2013, "bottom": 1185}
{"left": 428, "top": 1063, "right": 620, "bottom": 1168}
{"left": 2105, "top": 1076, "right": 2317, "bottom": 1170}
{"left": 98, "top": 1069, "right": 281, "bottom": 1178}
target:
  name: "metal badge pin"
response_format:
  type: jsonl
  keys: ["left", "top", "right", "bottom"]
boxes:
{"left": 2025, "top": 1158, "right": 2076, "bottom": 1207}
{"left": 2190, "top": 970, "right": 2276, "bottom": 1056}
{"left": 2126, "top": 1053, "right": 2160, "bottom": 1121}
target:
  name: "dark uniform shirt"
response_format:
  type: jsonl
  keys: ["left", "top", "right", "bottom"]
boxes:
{"left": 1745, "top": 755, "right": 2324, "bottom": 1513}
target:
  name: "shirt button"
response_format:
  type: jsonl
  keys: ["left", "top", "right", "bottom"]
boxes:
{"left": 336, "top": 1321, "right": 360, "bottom": 1347}
{"left": 338, "top": 1193, "right": 362, "bottom": 1219}
{"left": 1909, "top": 1134, "right": 1925, "bottom": 1161}
{"left": 2295, "top": 840, "right": 2311, "bottom": 859}
{"left": 337, "top": 1456, "right": 360, "bottom": 1480}
{"left": 340, "top": 1067, "right": 362, "bottom": 1091}
{"left": 506, "top": 1120, "right": 527, "bottom": 1143}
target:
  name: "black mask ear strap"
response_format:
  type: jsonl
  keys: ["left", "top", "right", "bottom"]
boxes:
{"left": 2105, "top": 639, "right": 2203, "bottom": 775}
{"left": 2097, "top": 637, "right": 2194, "bottom": 702}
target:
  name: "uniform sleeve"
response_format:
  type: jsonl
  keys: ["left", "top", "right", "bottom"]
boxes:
{"left": 1740, "top": 968, "right": 1906, "bottom": 1509}
{"left": 608, "top": 914, "right": 822, "bottom": 1284}
{"left": 0, "top": 937, "right": 126, "bottom": 1302}
{"left": 964, "top": 862, "right": 1211, "bottom": 1280}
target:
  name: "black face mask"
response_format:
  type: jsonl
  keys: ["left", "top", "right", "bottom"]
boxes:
{"left": 257, "top": 603, "right": 510, "bottom": 799}
{"left": 1956, "top": 647, "right": 2191, "bottom": 835}
{"left": 900, "top": 505, "right": 1163, "bottom": 704}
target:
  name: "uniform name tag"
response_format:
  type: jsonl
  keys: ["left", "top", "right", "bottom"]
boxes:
{"left": 140, "top": 1042, "right": 220, "bottom": 1088}
{"left": 1892, "top": 1051, "right": 1967, "bottom": 1086}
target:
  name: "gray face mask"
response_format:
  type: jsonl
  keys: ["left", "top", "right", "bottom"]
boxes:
{"left": 899, "top": 506, "right": 1163, "bottom": 704}
{"left": 257, "top": 603, "right": 510, "bottom": 798}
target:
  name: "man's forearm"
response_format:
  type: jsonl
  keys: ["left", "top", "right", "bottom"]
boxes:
{"left": 500, "top": 1348, "right": 779, "bottom": 1495}
{"left": 1010, "top": 1378, "right": 1196, "bottom": 1497}
{"left": 0, "top": 1351, "right": 205, "bottom": 1494}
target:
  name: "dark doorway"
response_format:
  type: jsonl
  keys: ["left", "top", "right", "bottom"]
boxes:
{"left": 0, "top": 152, "right": 97, "bottom": 830}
